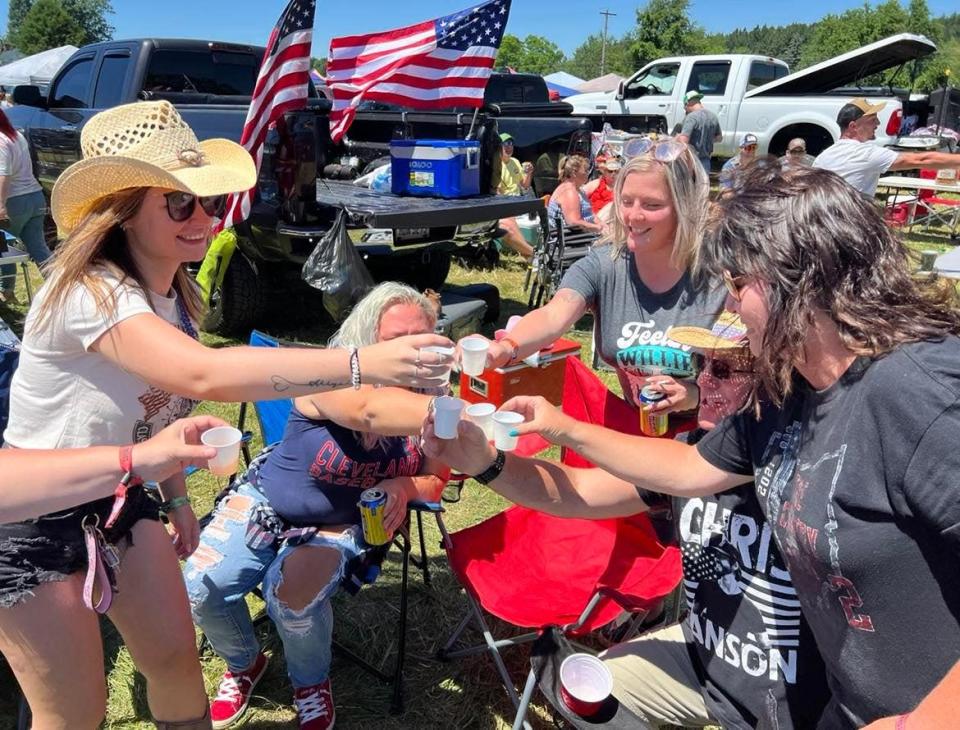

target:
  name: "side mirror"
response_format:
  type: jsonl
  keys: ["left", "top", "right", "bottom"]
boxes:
{"left": 615, "top": 80, "right": 625, "bottom": 100}
{"left": 12, "top": 85, "right": 46, "bottom": 109}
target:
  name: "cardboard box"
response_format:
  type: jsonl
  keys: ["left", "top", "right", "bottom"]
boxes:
{"left": 459, "top": 337, "right": 582, "bottom": 407}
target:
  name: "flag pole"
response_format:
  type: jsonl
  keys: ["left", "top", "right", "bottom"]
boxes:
{"left": 466, "top": 107, "right": 480, "bottom": 139}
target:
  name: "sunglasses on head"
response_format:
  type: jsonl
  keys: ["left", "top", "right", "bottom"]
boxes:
{"left": 164, "top": 191, "right": 227, "bottom": 222}
{"left": 691, "top": 352, "right": 754, "bottom": 381}
{"left": 622, "top": 136, "right": 687, "bottom": 163}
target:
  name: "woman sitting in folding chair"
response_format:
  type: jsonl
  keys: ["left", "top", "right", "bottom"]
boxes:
{"left": 423, "top": 311, "right": 829, "bottom": 729}
{"left": 484, "top": 141, "right": 726, "bottom": 434}
{"left": 185, "top": 283, "right": 449, "bottom": 730}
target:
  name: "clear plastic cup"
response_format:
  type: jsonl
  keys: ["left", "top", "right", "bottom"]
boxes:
{"left": 433, "top": 396, "right": 465, "bottom": 439}
{"left": 459, "top": 338, "right": 490, "bottom": 376}
{"left": 420, "top": 345, "right": 455, "bottom": 383}
{"left": 465, "top": 402, "right": 496, "bottom": 440}
{"left": 559, "top": 653, "right": 613, "bottom": 717}
{"left": 201, "top": 426, "right": 243, "bottom": 477}
{"left": 492, "top": 410, "right": 524, "bottom": 451}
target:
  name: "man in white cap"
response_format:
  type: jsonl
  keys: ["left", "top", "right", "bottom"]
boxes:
{"left": 719, "top": 133, "right": 758, "bottom": 192}
{"left": 676, "top": 90, "right": 721, "bottom": 173}
{"left": 814, "top": 98, "right": 960, "bottom": 198}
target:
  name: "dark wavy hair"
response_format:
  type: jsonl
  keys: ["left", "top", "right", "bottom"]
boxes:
{"left": 695, "top": 165, "right": 960, "bottom": 405}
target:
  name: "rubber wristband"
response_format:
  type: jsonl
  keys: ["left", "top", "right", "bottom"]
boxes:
{"left": 159, "top": 495, "right": 191, "bottom": 514}
{"left": 500, "top": 336, "right": 520, "bottom": 362}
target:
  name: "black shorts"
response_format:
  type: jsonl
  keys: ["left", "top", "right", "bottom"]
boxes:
{"left": 0, "top": 485, "right": 161, "bottom": 608}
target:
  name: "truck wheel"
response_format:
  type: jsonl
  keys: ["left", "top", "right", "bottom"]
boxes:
{"left": 201, "top": 253, "right": 264, "bottom": 336}
{"left": 768, "top": 124, "right": 834, "bottom": 157}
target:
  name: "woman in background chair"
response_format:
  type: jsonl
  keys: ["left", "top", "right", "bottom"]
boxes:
{"left": 546, "top": 154, "right": 604, "bottom": 234}
{"left": 186, "top": 283, "right": 449, "bottom": 730}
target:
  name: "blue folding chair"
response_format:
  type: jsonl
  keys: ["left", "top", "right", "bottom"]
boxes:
{"left": 222, "top": 330, "right": 446, "bottom": 713}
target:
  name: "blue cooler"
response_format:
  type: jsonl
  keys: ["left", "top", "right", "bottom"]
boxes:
{"left": 390, "top": 139, "right": 480, "bottom": 198}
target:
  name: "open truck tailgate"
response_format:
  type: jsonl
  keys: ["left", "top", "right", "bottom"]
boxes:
{"left": 315, "top": 180, "right": 543, "bottom": 228}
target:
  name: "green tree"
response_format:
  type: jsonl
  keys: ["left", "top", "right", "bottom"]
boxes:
{"left": 495, "top": 33, "right": 524, "bottom": 70}
{"left": 563, "top": 33, "right": 635, "bottom": 79}
{"left": 632, "top": 0, "right": 707, "bottom": 68}
{"left": 61, "top": 0, "right": 113, "bottom": 44}
{"left": 15, "top": 0, "right": 85, "bottom": 54}
{"left": 310, "top": 57, "right": 326, "bottom": 75}
{"left": 520, "top": 35, "right": 565, "bottom": 75}
{"left": 7, "top": 0, "right": 34, "bottom": 47}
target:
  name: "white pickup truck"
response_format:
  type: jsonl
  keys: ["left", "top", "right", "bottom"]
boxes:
{"left": 566, "top": 33, "right": 937, "bottom": 159}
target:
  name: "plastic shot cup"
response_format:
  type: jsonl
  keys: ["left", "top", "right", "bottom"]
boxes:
{"left": 433, "top": 396, "right": 465, "bottom": 439}
{"left": 465, "top": 402, "right": 496, "bottom": 440}
{"left": 492, "top": 410, "right": 524, "bottom": 451}
{"left": 559, "top": 653, "right": 613, "bottom": 717}
{"left": 459, "top": 337, "right": 490, "bottom": 376}
{"left": 201, "top": 426, "right": 243, "bottom": 477}
{"left": 420, "top": 345, "right": 455, "bottom": 383}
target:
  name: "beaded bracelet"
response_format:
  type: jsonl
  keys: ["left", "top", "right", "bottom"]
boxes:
{"left": 159, "top": 495, "right": 191, "bottom": 514}
{"left": 349, "top": 347, "right": 361, "bottom": 390}
{"left": 895, "top": 713, "right": 910, "bottom": 730}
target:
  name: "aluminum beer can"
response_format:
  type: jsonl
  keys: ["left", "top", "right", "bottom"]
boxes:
{"left": 359, "top": 488, "right": 390, "bottom": 546}
{"left": 638, "top": 385, "right": 669, "bottom": 437}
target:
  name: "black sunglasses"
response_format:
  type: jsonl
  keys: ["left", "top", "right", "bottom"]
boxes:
{"left": 164, "top": 191, "right": 227, "bottom": 222}
{"left": 691, "top": 352, "right": 753, "bottom": 381}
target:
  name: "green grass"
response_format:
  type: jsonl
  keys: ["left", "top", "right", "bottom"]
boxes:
{"left": 0, "top": 216, "right": 954, "bottom": 729}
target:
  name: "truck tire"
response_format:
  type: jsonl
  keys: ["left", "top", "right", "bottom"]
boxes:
{"left": 201, "top": 253, "right": 265, "bottom": 336}
{"left": 768, "top": 124, "right": 834, "bottom": 158}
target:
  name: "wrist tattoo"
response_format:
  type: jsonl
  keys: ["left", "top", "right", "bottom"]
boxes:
{"left": 271, "top": 375, "right": 348, "bottom": 392}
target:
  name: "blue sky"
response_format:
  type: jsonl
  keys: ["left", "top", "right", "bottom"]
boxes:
{"left": 3, "top": 0, "right": 956, "bottom": 56}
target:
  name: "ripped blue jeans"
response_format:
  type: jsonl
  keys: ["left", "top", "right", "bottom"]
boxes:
{"left": 183, "top": 482, "right": 364, "bottom": 688}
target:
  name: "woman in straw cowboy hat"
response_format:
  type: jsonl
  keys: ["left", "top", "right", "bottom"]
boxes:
{"left": 0, "top": 100, "right": 453, "bottom": 729}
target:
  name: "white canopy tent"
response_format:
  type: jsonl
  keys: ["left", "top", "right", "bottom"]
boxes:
{"left": 0, "top": 46, "right": 77, "bottom": 89}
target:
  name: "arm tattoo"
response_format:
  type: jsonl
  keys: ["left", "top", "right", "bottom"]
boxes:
{"left": 271, "top": 375, "right": 348, "bottom": 392}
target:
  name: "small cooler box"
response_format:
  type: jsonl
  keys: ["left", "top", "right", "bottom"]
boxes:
{"left": 390, "top": 139, "right": 480, "bottom": 198}
{"left": 459, "top": 337, "right": 582, "bottom": 407}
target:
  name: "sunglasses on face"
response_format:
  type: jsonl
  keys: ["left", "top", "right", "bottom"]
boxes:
{"left": 164, "top": 191, "right": 227, "bottom": 222}
{"left": 691, "top": 352, "right": 754, "bottom": 381}
{"left": 788, "top": 148, "right": 806, "bottom": 154}
{"left": 723, "top": 270, "right": 747, "bottom": 301}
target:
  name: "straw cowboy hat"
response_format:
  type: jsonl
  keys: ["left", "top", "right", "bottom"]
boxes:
{"left": 670, "top": 310, "right": 749, "bottom": 352}
{"left": 51, "top": 100, "right": 256, "bottom": 234}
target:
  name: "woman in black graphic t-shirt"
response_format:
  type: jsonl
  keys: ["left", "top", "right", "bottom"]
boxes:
{"left": 448, "top": 167, "right": 960, "bottom": 729}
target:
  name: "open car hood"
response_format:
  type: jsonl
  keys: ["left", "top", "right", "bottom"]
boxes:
{"left": 745, "top": 33, "right": 937, "bottom": 97}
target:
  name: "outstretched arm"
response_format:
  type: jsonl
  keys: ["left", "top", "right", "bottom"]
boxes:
{"left": 889, "top": 151, "right": 960, "bottom": 172}
{"left": 295, "top": 386, "right": 434, "bottom": 437}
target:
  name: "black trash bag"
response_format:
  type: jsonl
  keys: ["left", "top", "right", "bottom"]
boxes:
{"left": 302, "top": 208, "right": 375, "bottom": 322}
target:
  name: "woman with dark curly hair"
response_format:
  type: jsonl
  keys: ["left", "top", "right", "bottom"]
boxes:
{"left": 451, "top": 165, "right": 960, "bottom": 729}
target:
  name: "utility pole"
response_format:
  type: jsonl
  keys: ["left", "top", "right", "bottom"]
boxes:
{"left": 600, "top": 8, "right": 616, "bottom": 76}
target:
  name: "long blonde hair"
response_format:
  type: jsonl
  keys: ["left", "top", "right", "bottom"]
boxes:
{"left": 603, "top": 146, "right": 709, "bottom": 269}
{"left": 33, "top": 187, "right": 205, "bottom": 332}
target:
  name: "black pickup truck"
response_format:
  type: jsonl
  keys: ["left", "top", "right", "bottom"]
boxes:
{"left": 8, "top": 39, "right": 592, "bottom": 333}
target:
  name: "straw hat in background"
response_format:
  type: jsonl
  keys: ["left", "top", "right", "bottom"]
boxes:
{"left": 51, "top": 100, "right": 256, "bottom": 234}
{"left": 670, "top": 310, "right": 749, "bottom": 352}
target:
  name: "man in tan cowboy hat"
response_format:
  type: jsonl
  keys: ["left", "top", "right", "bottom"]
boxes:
{"left": 813, "top": 97, "right": 960, "bottom": 198}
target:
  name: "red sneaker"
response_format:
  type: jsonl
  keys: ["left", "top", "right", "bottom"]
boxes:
{"left": 210, "top": 652, "right": 269, "bottom": 729}
{"left": 293, "top": 679, "right": 335, "bottom": 729}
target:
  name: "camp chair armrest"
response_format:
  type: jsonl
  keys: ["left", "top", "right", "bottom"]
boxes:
{"left": 409, "top": 499, "right": 444, "bottom": 513}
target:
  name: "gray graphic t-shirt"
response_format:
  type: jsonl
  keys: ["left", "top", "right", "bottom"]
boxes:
{"left": 559, "top": 244, "right": 725, "bottom": 407}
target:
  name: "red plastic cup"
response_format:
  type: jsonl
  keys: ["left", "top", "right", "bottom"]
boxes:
{"left": 559, "top": 653, "right": 613, "bottom": 717}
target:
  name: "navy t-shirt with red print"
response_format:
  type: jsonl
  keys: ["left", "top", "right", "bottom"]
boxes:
{"left": 257, "top": 407, "right": 423, "bottom": 527}
{"left": 697, "top": 339, "right": 960, "bottom": 729}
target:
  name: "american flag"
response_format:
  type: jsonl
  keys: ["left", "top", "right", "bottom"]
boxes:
{"left": 221, "top": 0, "right": 316, "bottom": 230}
{"left": 327, "top": 0, "right": 512, "bottom": 142}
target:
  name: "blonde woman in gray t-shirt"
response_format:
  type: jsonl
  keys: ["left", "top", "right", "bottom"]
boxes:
{"left": 483, "top": 139, "right": 724, "bottom": 423}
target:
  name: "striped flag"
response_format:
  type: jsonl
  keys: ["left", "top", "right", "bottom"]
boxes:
{"left": 221, "top": 0, "right": 316, "bottom": 230}
{"left": 327, "top": 0, "right": 512, "bottom": 142}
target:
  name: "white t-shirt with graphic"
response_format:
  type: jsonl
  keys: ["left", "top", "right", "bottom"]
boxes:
{"left": 559, "top": 244, "right": 725, "bottom": 407}
{"left": 813, "top": 139, "right": 899, "bottom": 198}
{"left": 5, "top": 270, "right": 197, "bottom": 448}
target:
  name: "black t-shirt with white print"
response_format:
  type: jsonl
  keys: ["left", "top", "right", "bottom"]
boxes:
{"left": 669, "top": 430, "right": 829, "bottom": 730}
{"left": 697, "top": 339, "right": 960, "bottom": 729}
